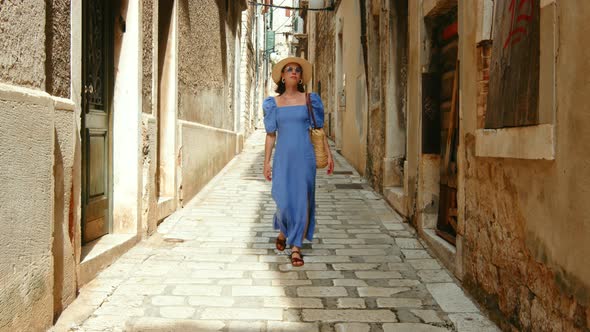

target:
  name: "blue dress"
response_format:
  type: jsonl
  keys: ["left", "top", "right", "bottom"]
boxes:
{"left": 263, "top": 93, "right": 325, "bottom": 248}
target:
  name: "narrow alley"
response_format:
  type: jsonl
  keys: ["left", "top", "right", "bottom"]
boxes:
{"left": 52, "top": 131, "right": 497, "bottom": 332}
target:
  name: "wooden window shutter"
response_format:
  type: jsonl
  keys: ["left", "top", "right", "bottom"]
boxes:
{"left": 485, "top": 0, "right": 540, "bottom": 129}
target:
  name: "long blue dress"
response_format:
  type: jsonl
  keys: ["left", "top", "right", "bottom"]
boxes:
{"left": 263, "top": 93, "right": 324, "bottom": 248}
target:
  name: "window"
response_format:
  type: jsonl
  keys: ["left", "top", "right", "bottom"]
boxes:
{"left": 485, "top": 0, "right": 540, "bottom": 129}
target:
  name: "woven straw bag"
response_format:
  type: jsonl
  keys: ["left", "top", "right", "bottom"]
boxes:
{"left": 306, "top": 93, "right": 328, "bottom": 169}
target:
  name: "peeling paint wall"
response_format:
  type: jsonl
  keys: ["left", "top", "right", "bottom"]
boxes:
{"left": 459, "top": 1, "right": 590, "bottom": 330}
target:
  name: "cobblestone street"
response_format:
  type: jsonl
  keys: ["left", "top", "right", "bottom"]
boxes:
{"left": 53, "top": 131, "right": 498, "bottom": 332}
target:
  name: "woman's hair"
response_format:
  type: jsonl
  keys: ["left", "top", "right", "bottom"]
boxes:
{"left": 274, "top": 69, "right": 306, "bottom": 94}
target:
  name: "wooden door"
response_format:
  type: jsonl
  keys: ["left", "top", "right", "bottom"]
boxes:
{"left": 82, "top": 0, "right": 112, "bottom": 244}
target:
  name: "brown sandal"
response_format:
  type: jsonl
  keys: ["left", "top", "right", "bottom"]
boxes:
{"left": 275, "top": 236, "right": 286, "bottom": 251}
{"left": 290, "top": 250, "right": 304, "bottom": 267}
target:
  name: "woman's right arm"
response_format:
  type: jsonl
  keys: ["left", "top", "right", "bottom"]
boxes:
{"left": 264, "top": 133, "right": 277, "bottom": 181}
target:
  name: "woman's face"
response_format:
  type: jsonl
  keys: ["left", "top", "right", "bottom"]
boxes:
{"left": 281, "top": 62, "right": 302, "bottom": 86}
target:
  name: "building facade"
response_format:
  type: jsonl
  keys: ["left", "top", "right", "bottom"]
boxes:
{"left": 305, "top": 0, "right": 590, "bottom": 330}
{"left": 0, "top": 0, "right": 263, "bottom": 330}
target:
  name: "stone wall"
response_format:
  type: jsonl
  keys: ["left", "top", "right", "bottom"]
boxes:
{"left": 459, "top": 1, "right": 590, "bottom": 331}
{"left": 0, "top": 0, "right": 46, "bottom": 89}
{"left": 313, "top": 11, "right": 336, "bottom": 140}
{"left": 46, "top": 0, "right": 71, "bottom": 98}
{"left": 142, "top": 0, "right": 154, "bottom": 114}
{"left": 177, "top": 0, "right": 232, "bottom": 130}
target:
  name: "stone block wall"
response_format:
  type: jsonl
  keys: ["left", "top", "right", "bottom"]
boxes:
{"left": 312, "top": 11, "right": 335, "bottom": 139}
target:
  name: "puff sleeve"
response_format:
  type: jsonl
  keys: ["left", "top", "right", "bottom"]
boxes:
{"left": 263, "top": 96, "right": 278, "bottom": 133}
{"left": 310, "top": 92, "right": 325, "bottom": 129}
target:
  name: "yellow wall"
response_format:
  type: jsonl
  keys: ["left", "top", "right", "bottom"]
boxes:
{"left": 336, "top": 1, "right": 367, "bottom": 175}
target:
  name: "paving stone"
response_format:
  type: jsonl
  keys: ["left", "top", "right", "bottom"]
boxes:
{"left": 382, "top": 323, "right": 450, "bottom": 331}
{"left": 188, "top": 296, "right": 235, "bottom": 307}
{"left": 201, "top": 308, "right": 283, "bottom": 321}
{"left": 272, "top": 280, "right": 313, "bottom": 286}
{"left": 335, "top": 323, "right": 371, "bottom": 332}
{"left": 388, "top": 280, "right": 422, "bottom": 287}
{"left": 125, "top": 317, "right": 225, "bottom": 331}
{"left": 252, "top": 271, "right": 299, "bottom": 279}
{"left": 302, "top": 309, "right": 397, "bottom": 322}
{"left": 426, "top": 283, "right": 479, "bottom": 313}
{"left": 337, "top": 298, "right": 366, "bottom": 309}
{"left": 304, "top": 256, "right": 352, "bottom": 263}
{"left": 278, "top": 263, "right": 328, "bottom": 271}
{"left": 408, "top": 259, "right": 441, "bottom": 270}
{"left": 172, "top": 285, "right": 222, "bottom": 296}
{"left": 306, "top": 271, "right": 344, "bottom": 279}
{"left": 335, "top": 249, "right": 386, "bottom": 256}
{"left": 151, "top": 296, "right": 185, "bottom": 306}
{"left": 264, "top": 297, "right": 324, "bottom": 308}
{"left": 227, "top": 321, "right": 265, "bottom": 332}
{"left": 332, "top": 263, "right": 381, "bottom": 270}
{"left": 357, "top": 287, "right": 411, "bottom": 297}
{"left": 377, "top": 298, "right": 423, "bottom": 308}
{"left": 297, "top": 287, "right": 348, "bottom": 297}
{"left": 159, "top": 306, "right": 196, "bottom": 319}
{"left": 395, "top": 238, "right": 423, "bottom": 249}
{"left": 448, "top": 313, "right": 500, "bottom": 332}
{"left": 116, "top": 284, "right": 166, "bottom": 296}
{"left": 410, "top": 310, "right": 443, "bottom": 323}
{"left": 266, "top": 322, "right": 320, "bottom": 331}
{"left": 227, "top": 263, "right": 270, "bottom": 271}
{"left": 333, "top": 279, "right": 368, "bottom": 287}
{"left": 217, "top": 279, "right": 253, "bottom": 285}
{"left": 192, "top": 270, "right": 245, "bottom": 279}
{"left": 355, "top": 271, "right": 402, "bottom": 279}
{"left": 232, "top": 286, "right": 285, "bottom": 297}
{"left": 417, "top": 270, "right": 453, "bottom": 283}
{"left": 401, "top": 249, "right": 431, "bottom": 259}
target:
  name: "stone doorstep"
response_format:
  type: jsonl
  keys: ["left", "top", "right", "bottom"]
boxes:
{"left": 420, "top": 228, "right": 456, "bottom": 275}
{"left": 79, "top": 234, "right": 139, "bottom": 287}
{"left": 384, "top": 186, "right": 408, "bottom": 217}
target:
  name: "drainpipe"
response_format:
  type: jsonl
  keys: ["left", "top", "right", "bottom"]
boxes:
{"left": 359, "top": 0, "right": 370, "bottom": 95}
{"left": 359, "top": 0, "right": 371, "bottom": 177}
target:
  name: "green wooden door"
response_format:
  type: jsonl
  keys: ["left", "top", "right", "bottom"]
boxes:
{"left": 82, "top": 0, "right": 112, "bottom": 244}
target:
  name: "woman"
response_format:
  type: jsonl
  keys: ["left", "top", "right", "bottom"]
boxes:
{"left": 263, "top": 57, "right": 334, "bottom": 267}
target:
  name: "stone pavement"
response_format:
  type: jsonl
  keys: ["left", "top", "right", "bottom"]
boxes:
{"left": 52, "top": 130, "right": 499, "bottom": 332}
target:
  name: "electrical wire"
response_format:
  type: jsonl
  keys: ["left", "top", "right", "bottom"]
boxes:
{"left": 249, "top": 1, "right": 334, "bottom": 11}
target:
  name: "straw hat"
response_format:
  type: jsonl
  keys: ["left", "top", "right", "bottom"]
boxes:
{"left": 271, "top": 56, "right": 312, "bottom": 85}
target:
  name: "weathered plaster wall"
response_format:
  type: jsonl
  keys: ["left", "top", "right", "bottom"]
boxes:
{"left": 0, "top": 85, "right": 55, "bottom": 332}
{"left": 143, "top": 0, "right": 154, "bottom": 114}
{"left": 46, "top": 0, "right": 71, "bottom": 98}
{"left": 459, "top": 1, "right": 590, "bottom": 330}
{"left": 179, "top": 122, "right": 237, "bottom": 204}
{"left": 52, "top": 106, "right": 77, "bottom": 318}
{"left": 178, "top": 0, "right": 233, "bottom": 130}
{"left": 405, "top": 0, "right": 424, "bottom": 220}
{"left": 336, "top": 1, "right": 368, "bottom": 175}
{"left": 0, "top": 0, "right": 46, "bottom": 90}
{"left": 141, "top": 116, "right": 158, "bottom": 235}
